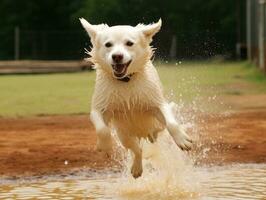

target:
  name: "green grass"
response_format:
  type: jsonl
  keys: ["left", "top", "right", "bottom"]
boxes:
{"left": 158, "top": 61, "right": 266, "bottom": 100}
{"left": 0, "top": 72, "right": 95, "bottom": 117}
{"left": 0, "top": 61, "right": 265, "bottom": 117}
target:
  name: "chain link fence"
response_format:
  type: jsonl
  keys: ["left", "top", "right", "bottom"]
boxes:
{"left": 19, "top": 30, "right": 88, "bottom": 60}
{"left": 0, "top": 28, "right": 236, "bottom": 61}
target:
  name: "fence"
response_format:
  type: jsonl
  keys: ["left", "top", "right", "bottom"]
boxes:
{"left": 0, "top": 29, "right": 88, "bottom": 60}
{"left": 0, "top": 28, "right": 236, "bottom": 61}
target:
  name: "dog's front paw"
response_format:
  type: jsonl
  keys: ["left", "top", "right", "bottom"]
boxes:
{"left": 168, "top": 123, "right": 192, "bottom": 151}
{"left": 131, "top": 160, "right": 143, "bottom": 179}
{"left": 96, "top": 127, "right": 113, "bottom": 154}
{"left": 175, "top": 132, "right": 192, "bottom": 151}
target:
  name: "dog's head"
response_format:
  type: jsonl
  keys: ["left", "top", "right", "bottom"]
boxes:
{"left": 80, "top": 18, "right": 161, "bottom": 79}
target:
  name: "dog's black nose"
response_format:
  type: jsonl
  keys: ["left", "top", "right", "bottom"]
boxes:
{"left": 112, "top": 54, "right": 123, "bottom": 63}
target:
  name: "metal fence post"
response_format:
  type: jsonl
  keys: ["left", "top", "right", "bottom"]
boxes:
{"left": 258, "top": 0, "right": 266, "bottom": 72}
{"left": 246, "top": 0, "right": 252, "bottom": 61}
{"left": 14, "top": 26, "right": 20, "bottom": 60}
{"left": 169, "top": 35, "right": 177, "bottom": 60}
{"left": 236, "top": 0, "right": 241, "bottom": 60}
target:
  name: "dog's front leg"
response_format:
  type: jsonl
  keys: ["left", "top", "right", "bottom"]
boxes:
{"left": 90, "top": 110, "right": 112, "bottom": 154}
{"left": 158, "top": 103, "right": 192, "bottom": 150}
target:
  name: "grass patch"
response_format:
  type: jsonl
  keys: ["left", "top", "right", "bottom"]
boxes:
{"left": 242, "top": 62, "right": 266, "bottom": 84}
{"left": 0, "top": 72, "right": 95, "bottom": 117}
{"left": 158, "top": 61, "right": 266, "bottom": 100}
{"left": 0, "top": 61, "right": 265, "bottom": 117}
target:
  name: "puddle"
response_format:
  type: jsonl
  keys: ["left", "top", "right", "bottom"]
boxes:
{"left": 199, "top": 164, "right": 266, "bottom": 200}
{"left": 0, "top": 164, "right": 265, "bottom": 200}
{"left": 0, "top": 133, "right": 266, "bottom": 200}
{"left": 0, "top": 116, "right": 265, "bottom": 200}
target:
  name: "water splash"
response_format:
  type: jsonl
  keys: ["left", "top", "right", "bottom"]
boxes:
{"left": 110, "top": 133, "right": 199, "bottom": 199}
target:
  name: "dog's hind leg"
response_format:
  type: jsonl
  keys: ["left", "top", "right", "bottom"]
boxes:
{"left": 90, "top": 110, "right": 112, "bottom": 154}
{"left": 158, "top": 103, "right": 192, "bottom": 151}
{"left": 117, "top": 131, "right": 143, "bottom": 178}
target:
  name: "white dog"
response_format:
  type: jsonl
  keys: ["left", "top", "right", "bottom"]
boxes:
{"left": 80, "top": 18, "right": 192, "bottom": 178}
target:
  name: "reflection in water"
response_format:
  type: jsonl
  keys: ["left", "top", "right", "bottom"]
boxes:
{"left": 0, "top": 164, "right": 266, "bottom": 200}
{"left": 0, "top": 133, "right": 266, "bottom": 200}
{"left": 0, "top": 133, "right": 265, "bottom": 200}
{"left": 200, "top": 164, "right": 266, "bottom": 200}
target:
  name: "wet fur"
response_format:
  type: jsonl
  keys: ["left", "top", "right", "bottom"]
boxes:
{"left": 80, "top": 18, "right": 192, "bottom": 178}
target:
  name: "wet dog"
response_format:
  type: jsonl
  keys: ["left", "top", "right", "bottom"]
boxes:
{"left": 80, "top": 18, "right": 192, "bottom": 178}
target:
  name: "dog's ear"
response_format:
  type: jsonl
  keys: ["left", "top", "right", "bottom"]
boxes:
{"left": 79, "top": 18, "right": 108, "bottom": 44}
{"left": 137, "top": 19, "right": 162, "bottom": 42}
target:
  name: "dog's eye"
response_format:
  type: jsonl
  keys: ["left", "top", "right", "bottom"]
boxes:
{"left": 126, "top": 41, "right": 134, "bottom": 47}
{"left": 105, "top": 42, "right": 113, "bottom": 48}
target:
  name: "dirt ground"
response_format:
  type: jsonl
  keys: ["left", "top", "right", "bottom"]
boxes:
{"left": 193, "top": 110, "right": 266, "bottom": 165}
{"left": 0, "top": 115, "right": 114, "bottom": 178}
{"left": 0, "top": 108, "right": 266, "bottom": 178}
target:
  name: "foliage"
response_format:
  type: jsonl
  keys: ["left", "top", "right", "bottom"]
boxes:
{"left": 0, "top": 0, "right": 240, "bottom": 59}
{"left": 74, "top": 0, "right": 236, "bottom": 33}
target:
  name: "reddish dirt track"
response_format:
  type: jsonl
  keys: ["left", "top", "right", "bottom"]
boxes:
{"left": 0, "top": 115, "right": 115, "bottom": 178}
{"left": 0, "top": 110, "right": 266, "bottom": 178}
{"left": 194, "top": 110, "right": 266, "bottom": 165}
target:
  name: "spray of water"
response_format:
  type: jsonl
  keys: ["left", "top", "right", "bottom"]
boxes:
{"left": 104, "top": 71, "right": 225, "bottom": 199}
{"left": 105, "top": 100, "right": 201, "bottom": 199}
{"left": 114, "top": 133, "right": 200, "bottom": 200}
{"left": 106, "top": 70, "right": 226, "bottom": 199}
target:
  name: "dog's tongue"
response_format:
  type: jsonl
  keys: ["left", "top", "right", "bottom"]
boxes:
{"left": 113, "top": 64, "right": 125, "bottom": 74}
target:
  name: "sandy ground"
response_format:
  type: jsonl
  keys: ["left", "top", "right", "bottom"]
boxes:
{"left": 0, "top": 108, "right": 266, "bottom": 178}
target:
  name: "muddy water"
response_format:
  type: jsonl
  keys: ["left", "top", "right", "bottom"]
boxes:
{"left": 1, "top": 133, "right": 266, "bottom": 200}
{"left": 0, "top": 164, "right": 265, "bottom": 200}
{"left": 0, "top": 134, "right": 265, "bottom": 200}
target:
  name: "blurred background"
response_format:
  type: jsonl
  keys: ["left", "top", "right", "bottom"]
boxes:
{"left": 0, "top": 0, "right": 265, "bottom": 70}
{"left": 0, "top": 0, "right": 266, "bottom": 117}
{"left": 0, "top": 0, "right": 266, "bottom": 116}
{"left": 0, "top": 2, "right": 266, "bottom": 198}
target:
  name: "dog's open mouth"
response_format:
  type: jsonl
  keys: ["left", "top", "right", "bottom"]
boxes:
{"left": 112, "top": 60, "right": 132, "bottom": 78}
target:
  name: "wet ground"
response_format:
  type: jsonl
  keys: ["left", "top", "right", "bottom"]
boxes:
{"left": 0, "top": 164, "right": 265, "bottom": 199}
{"left": 0, "top": 110, "right": 266, "bottom": 178}
{"left": 0, "top": 110, "right": 266, "bottom": 199}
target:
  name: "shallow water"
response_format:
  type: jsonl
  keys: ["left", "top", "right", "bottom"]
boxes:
{"left": 0, "top": 133, "right": 266, "bottom": 200}
{"left": 0, "top": 164, "right": 265, "bottom": 200}
{"left": 0, "top": 113, "right": 265, "bottom": 200}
